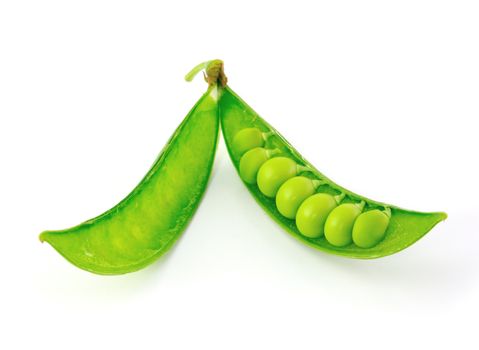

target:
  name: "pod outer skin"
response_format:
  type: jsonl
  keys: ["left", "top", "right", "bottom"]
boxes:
{"left": 219, "top": 86, "right": 447, "bottom": 259}
{"left": 40, "top": 88, "right": 220, "bottom": 274}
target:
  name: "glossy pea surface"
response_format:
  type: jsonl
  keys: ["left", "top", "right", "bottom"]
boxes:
{"left": 276, "top": 176, "right": 317, "bottom": 219}
{"left": 352, "top": 210, "right": 390, "bottom": 248}
{"left": 324, "top": 203, "right": 362, "bottom": 247}
{"left": 239, "top": 148, "right": 272, "bottom": 184}
{"left": 296, "top": 193, "right": 338, "bottom": 238}
{"left": 232, "top": 128, "right": 264, "bottom": 155}
{"left": 257, "top": 157, "right": 298, "bottom": 198}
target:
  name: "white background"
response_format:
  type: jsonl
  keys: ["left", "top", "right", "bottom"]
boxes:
{"left": 1, "top": 1, "right": 478, "bottom": 349}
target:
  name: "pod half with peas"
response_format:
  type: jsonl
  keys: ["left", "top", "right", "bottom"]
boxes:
{"left": 220, "top": 87, "right": 446, "bottom": 258}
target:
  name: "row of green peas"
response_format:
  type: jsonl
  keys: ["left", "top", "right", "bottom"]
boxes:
{"left": 233, "top": 128, "right": 391, "bottom": 248}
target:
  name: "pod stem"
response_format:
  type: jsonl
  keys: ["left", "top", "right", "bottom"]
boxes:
{"left": 185, "top": 59, "right": 228, "bottom": 87}
{"left": 312, "top": 180, "right": 324, "bottom": 189}
{"left": 262, "top": 131, "right": 275, "bottom": 140}
{"left": 383, "top": 207, "right": 392, "bottom": 218}
{"left": 356, "top": 201, "right": 366, "bottom": 211}
{"left": 334, "top": 193, "right": 346, "bottom": 204}
{"left": 267, "top": 148, "right": 281, "bottom": 157}
{"left": 297, "top": 165, "right": 311, "bottom": 174}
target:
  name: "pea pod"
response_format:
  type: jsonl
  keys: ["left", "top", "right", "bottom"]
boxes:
{"left": 40, "top": 61, "right": 223, "bottom": 274}
{"left": 220, "top": 85, "right": 447, "bottom": 259}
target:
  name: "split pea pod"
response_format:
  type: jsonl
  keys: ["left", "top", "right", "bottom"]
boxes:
{"left": 220, "top": 81, "right": 446, "bottom": 258}
{"left": 39, "top": 60, "right": 223, "bottom": 274}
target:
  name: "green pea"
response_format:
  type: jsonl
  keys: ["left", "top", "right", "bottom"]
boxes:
{"left": 352, "top": 209, "right": 390, "bottom": 248}
{"left": 239, "top": 148, "right": 279, "bottom": 184}
{"left": 257, "top": 157, "right": 305, "bottom": 198}
{"left": 232, "top": 128, "right": 269, "bottom": 155}
{"left": 324, "top": 203, "right": 364, "bottom": 247}
{"left": 276, "top": 176, "right": 321, "bottom": 219}
{"left": 296, "top": 193, "right": 341, "bottom": 238}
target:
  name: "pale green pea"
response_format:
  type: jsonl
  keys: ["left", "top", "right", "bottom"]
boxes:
{"left": 232, "top": 128, "right": 270, "bottom": 156}
{"left": 257, "top": 157, "right": 307, "bottom": 198}
{"left": 352, "top": 209, "right": 390, "bottom": 248}
{"left": 239, "top": 148, "right": 279, "bottom": 184}
{"left": 296, "top": 193, "right": 343, "bottom": 238}
{"left": 324, "top": 202, "right": 364, "bottom": 247}
{"left": 276, "top": 176, "right": 321, "bottom": 219}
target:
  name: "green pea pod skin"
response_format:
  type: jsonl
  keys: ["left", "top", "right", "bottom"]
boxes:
{"left": 220, "top": 87, "right": 447, "bottom": 259}
{"left": 40, "top": 88, "right": 219, "bottom": 274}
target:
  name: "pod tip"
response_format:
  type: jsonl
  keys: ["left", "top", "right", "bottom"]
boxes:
{"left": 39, "top": 231, "right": 48, "bottom": 243}
{"left": 185, "top": 59, "right": 227, "bottom": 87}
